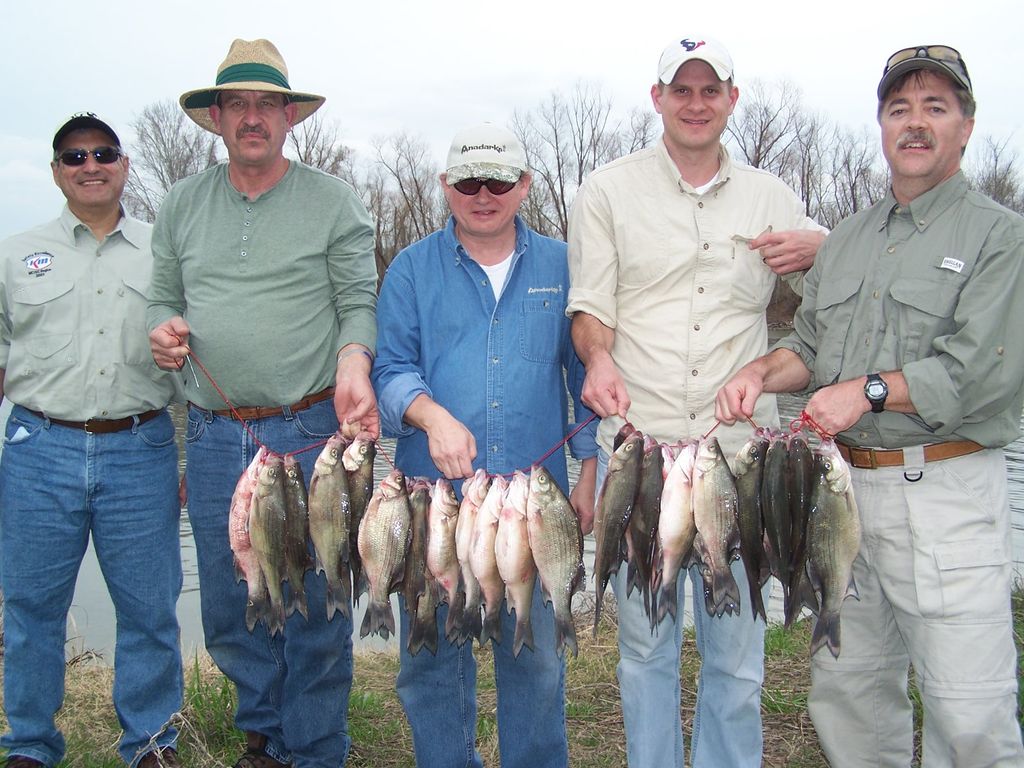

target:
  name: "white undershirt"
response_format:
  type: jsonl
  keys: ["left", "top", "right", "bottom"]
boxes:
{"left": 692, "top": 170, "right": 721, "bottom": 195}
{"left": 479, "top": 251, "right": 515, "bottom": 301}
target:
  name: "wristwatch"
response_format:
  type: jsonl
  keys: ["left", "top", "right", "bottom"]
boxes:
{"left": 864, "top": 373, "right": 888, "bottom": 413}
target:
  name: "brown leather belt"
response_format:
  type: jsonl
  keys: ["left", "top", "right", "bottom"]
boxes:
{"left": 194, "top": 387, "right": 334, "bottom": 421}
{"left": 28, "top": 408, "right": 163, "bottom": 434}
{"left": 837, "top": 440, "right": 984, "bottom": 469}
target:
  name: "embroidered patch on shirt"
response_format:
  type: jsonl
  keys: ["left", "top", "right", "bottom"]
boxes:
{"left": 23, "top": 252, "right": 54, "bottom": 277}
{"left": 940, "top": 257, "right": 965, "bottom": 273}
{"left": 528, "top": 285, "right": 563, "bottom": 295}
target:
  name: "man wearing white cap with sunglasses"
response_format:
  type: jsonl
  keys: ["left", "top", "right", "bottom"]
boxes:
{"left": 567, "top": 36, "right": 826, "bottom": 768}
{"left": 372, "top": 123, "right": 597, "bottom": 768}
{"left": 147, "top": 39, "right": 378, "bottom": 768}
{"left": 0, "top": 113, "right": 183, "bottom": 768}
{"left": 718, "top": 44, "right": 1024, "bottom": 767}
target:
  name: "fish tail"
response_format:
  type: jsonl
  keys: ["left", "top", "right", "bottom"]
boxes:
{"left": 592, "top": 575, "right": 611, "bottom": 638}
{"left": 245, "top": 592, "right": 270, "bottom": 633}
{"left": 810, "top": 610, "right": 842, "bottom": 659}
{"left": 444, "top": 591, "right": 467, "bottom": 644}
{"left": 656, "top": 578, "right": 679, "bottom": 624}
{"left": 263, "top": 602, "right": 286, "bottom": 638}
{"left": 325, "top": 576, "right": 352, "bottom": 622}
{"left": 285, "top": 582, "right": 309, "bottom": 620}
{"left": 711, "top": 567, "right": 742, "bottom": 617}
{"left": 479, "top": 607, "right": 502, "bottom": 648}
{"left": 512, "top": 614, "right": 534, "bottom": 658}
{"left": 407, "top": 613, "right": 438, "bottom": 657}
{"left": 555, "top": 610, "right": 578, "bottom": 659}
{"left": 459, "top": 600, "right": 483, "bottom": 646}
{"left": 746, "top": 562, "right": 767, "bottom": 624}
{"left": 360, "top": 599, "right": 396, "bottom": 640}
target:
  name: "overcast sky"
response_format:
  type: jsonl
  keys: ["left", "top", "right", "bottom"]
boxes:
{"left": 1, "top": 0, "right": 1019, "bottom": 239}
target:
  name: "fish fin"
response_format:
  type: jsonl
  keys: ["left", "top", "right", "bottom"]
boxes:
{"left": 555, "top": 611, "right": 578, "bottom": 659}
{"left": 285, "top": 581, "right": 309, "bottom": 620}
{"left": 245, "top": 591, "right": 270, "bottom": 633}
{"left": 325, "top": 575, "right": 352, "bottom": 622}
{"left": 408, "top": 612, "right": 438, "bottom": 657}
{"left": 478, "top": 607, "right": 502, "bottom": 648}
{"left": 656, "top": 577, "right": 679, "bottom": 624}
{"left": 360, "top": 599, "right": 396, "bottom": 640}
{"left": 845, "top": 574, "right": 860, "bottom": 602}
{"left": 459, "top": 599, "right": 483, "bottom": 646}
{"left": 512, "top": 613, "right": 534, "bottom": 658}
{"left": 263, "top": 602, "right": 286, "bottom": 638}
{"left": 745, "top": 561, "right": 768, "bottom": 624}
{"left": 810, "top": 610, "right": 841, "bottom": 659}
{"left": 592, "top": 578, "right": 607, "bottom": 638}
{"left": 444, "top": 591, "right": 467, "bottom": 644}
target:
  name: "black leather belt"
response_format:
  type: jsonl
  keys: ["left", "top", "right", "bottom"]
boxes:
{"left": 28, "top": 408, "right": 163, "bottom": 434}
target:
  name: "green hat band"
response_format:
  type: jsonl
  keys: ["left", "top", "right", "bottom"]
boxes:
{"left": 217, "top": 62, "right": 290, "bottom": 89}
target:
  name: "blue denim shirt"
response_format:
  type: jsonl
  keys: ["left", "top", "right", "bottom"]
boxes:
{"left": 373, "top": 216, "right": 597, "bottom": 492}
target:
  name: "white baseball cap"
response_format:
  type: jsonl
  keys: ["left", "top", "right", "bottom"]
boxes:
{"left": 444, "top": 123, "right": 528, "bottom": 185}
{"left": 657, "top": 36, "right": 734, "bottom": 84}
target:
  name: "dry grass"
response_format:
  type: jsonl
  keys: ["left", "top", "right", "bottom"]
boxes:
{"left": 2, "top": 590, "right": 1022, "bottom": 767}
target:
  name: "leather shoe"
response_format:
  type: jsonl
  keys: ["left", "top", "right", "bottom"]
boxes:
{"left": 232, "top": 732, "right": 290, "bottom": 768}
{"left": 138, "top": 747, "right": 179, "bottom": 768}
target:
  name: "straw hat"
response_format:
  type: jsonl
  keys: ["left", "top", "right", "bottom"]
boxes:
{"left": 179, "top": 39, "right": 325, "bottom": 134}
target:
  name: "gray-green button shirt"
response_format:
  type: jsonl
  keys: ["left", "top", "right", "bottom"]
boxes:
{"left": 776, "top": 172, "right": 1024, "bottom": 449}
{"left": 147, "top": 162, "right": 377, "bottom": 410}
{"left": 0, "top": 206, "right": 176, "bottom": 420}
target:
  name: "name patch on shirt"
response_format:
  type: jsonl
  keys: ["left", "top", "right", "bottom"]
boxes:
{"left": 940, "top": 256, "right": 965, "bottom": 274}
{"left": 528, "top": 285, "right": 563, "bottom": 295}
{"left": 23, "top": 252, "right": 54, "bottom": 276}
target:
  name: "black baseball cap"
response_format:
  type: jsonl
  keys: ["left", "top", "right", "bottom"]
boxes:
{"left": 52, "top": 112, "right": 121, "bottom": 151}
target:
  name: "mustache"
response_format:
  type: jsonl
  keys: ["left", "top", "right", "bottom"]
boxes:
{"left": 236, "top": 125, "right": 270, "bottom": 140}
{"left": 897, "top": 130, "right": 933, "bottom": 149}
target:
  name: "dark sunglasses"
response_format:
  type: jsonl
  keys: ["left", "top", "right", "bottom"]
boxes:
{"left": 884, "top": 45, "right": 971, "bottom": 88}
{"left": 452, "top": 177, "right": 519, "bottom": 196}
{"left": 55, "top": 146, "right": 122, "bottom": 166}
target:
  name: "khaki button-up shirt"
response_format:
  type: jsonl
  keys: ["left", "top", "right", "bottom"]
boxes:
{"left": 0, "top": 206, "right": 175, "bottom": 420}
{"left": 568, "top": 140, "right": 824, "bottom": 457}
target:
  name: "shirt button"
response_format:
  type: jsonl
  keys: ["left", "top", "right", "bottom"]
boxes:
{"left": 491, "top": 401, "right": 499, "bottom": 408}
{"left": 697, "top": 287, "right": 704, "bottom": 294}
{"left": 691, "top": 369, "right": 698, "bottom": 376}
{"left": 493, "top": 318, "right": 499, "bottom": 324}
{"left": 689, "top": 413, "right": 696, "bottom": 420}
{"left": 101, "top": 410, "right": 109, "bottom": 416}
{"left": 242, "top": 235, "right": 249, "bottom": 241}
{"left": 244, "top": 221, "right": 251, "bottom": 226}
{"left": 241, "top": 251, "right": 247, "bottom": 256}
{"left": 99, "top": 369, "right": 106, "bottom": 375}
{"left": 97, "top": 288, "right": 104, "bottom": 294}
{"left": 492, "top": 356, "right": 499, "bottom": 364}
{"left": 247, "top": 207, "right": 253, "bottom": 213}
{"left": 693, "top": 324, "right": 700, "bottom": 331}
{"left": 481, "top": 280, "right": 487, "bottom": 286}
{"left": 997, "top": 346, "right": 1005, "bottom": 355}
{"left": 698, "top": 202, "right": 704, "bottom": 208}
{"left": 887, "top": 246, "right": 895, "bottom": 254}
{"left": 98, "top": 329, "right": 105, "bottom": 335}
{"left": 873, "top": 291, "right": 879, "bottom": 299}
{"left": 703, "top": 243, "right": 710, "bottom": 251}
{"left": 918, "top": 220, "right": 926, "bottom": 226}
{"left": 491, "top": 445, "right": 498, "bottom": 453}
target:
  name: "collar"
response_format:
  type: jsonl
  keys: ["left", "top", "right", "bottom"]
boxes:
{"left": 655, "top": 140, "right": 732, "bottom": 194}
{"left": 444, "top": 215, "right": 530, "bottom": 267}
{"left": 58, "top": 204, "right": 145, "bottom": 248}
{"left": 878, "top": 171, "right": 968, "bottom": 233}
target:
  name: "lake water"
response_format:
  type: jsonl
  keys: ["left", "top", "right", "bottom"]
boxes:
{"left": 4, "top": 392, "right": 1024, "bottom": 663}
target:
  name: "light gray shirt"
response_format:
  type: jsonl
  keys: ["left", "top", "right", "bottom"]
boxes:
{"left": 0, "top": 206, "right": 176, "bottom": 420}
{"left": 776, "top": 172, "right": 1024, "bottom": 448}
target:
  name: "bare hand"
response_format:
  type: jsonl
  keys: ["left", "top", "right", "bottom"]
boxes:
{"left": 803, "top": 379, "right": 869, "bottom": 436}
{"left": 581, "top": 353, "right": 631, "bottom": 419}
{"left": 715, "top": 364, "right": 766, "bottom": 425}
{"left": 569, "top": 456, "right": 597, "bottom": 535}
{"left": 150, "top": 317, "right": 191, "bottom": 371}
{"left": 335, "top": 353, "right": 380, "bottom": 440}
{"left": 425, "top": 412, "right": 477, "bottom": 480}
{"left": 750, "top": 229, "right": 824, "bottom": 275}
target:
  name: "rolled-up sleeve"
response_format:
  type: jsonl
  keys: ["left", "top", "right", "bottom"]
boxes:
{"left": 566, "top": 178, "right": 619, "bottom": 328}
{"left": 328, "top": 188, "right": 378, "bottom": 353}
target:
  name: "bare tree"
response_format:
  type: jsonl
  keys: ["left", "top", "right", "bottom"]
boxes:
{"left": 726, "top": 79, "right": 803, "bottom": 178}
{"left": 287, "top": 112, "right": 355, "bottom": 182}
{"left": 818, "top": 126, "right": 887, "bottom": 229}
{"left": 123, "top": 100, "right": 221, "bottom": 222}
{"left": 967, "top": 135, "right": 1024, "bottom": 213}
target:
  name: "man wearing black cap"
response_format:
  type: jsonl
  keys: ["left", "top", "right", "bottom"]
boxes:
{"left": 718, "top": 45, "right": 1024, "bottom": 765}
{"left": 0, "top": 114, "right": 183, "bottom": 768}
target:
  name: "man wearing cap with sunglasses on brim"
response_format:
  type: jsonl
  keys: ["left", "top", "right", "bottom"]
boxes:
{"left": 147, "top": 39, "right": 378, "bottom": 768}
{"left": 717, "top": 45, "right": 1024, "bottom": 766}
{"left": 0, "top": 114, "right": 183, "bottom": 768}
{"left": 567, "top": 36, "right": 826, "bottom": 768}
{"left": 372, "top": 123, "right": 597, "bottom": 768}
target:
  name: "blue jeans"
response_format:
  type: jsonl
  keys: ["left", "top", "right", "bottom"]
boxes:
{"left": 599, "top": 449, "right": 766, "bottom": 768}
{"left": 396, "top": 579, "right": 569, "bottom": 768}
{"left": 185, "top": 401, "right": 353, "bottom": 768}
{"left": 0, "top": 405, "right": 183, "bottom": 767}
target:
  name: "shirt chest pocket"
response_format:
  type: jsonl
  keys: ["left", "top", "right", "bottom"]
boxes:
{"left": 519, "top": 298, "right": 564, "bottom": 364}
{"left": 813, "top": 276, "right": 863, "bottom": 385}
{"left": 728, "top": 237, "right": 775, "bottom": 311}
{"left": 12, "top": 280, "right": 77, "bottom": 369}
{"left": 888, "top": 279, "right": 960, "bottom": 364}
{"left": 119, "top": 276, "right": 157, "bottom": 365}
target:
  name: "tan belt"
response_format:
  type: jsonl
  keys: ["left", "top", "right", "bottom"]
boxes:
{"left": 192, "top": 387, "right": 334, "bottom": 421}
{"left": 28, "top": 408, "right": 163, "bottom": 434}
{"left": 837, "top": 440, "right": 984, "bottom": 469}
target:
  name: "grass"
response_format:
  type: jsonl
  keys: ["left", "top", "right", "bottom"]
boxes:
{"left": 2, "top": 591, "right": 1022, "bottom": 767}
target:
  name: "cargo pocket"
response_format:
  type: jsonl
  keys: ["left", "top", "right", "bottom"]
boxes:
{"left": 120, "top": 276, "right": 157, "bottom": 365}
{"left": 914, "top": 538, "right": 1009, "bottom": 620}
{"left": 888, "top": 279, "right": 959, "bottom": 363}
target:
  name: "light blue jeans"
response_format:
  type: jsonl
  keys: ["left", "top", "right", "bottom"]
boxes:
{"left": 396, "top": 579, "right": 569, "bottom": 768}
{"left": 0, "top": 405, "right": 183, "bottom": 767}
{"left": 599, "top": 449, "right": 766, "bottom": 768}
{"left": 185, "top": 401, "right": 353, "bottom": 768}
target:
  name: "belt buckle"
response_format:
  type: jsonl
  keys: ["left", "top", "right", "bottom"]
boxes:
{"left": 83, "top": 419, "right": 97, "bottom": 434}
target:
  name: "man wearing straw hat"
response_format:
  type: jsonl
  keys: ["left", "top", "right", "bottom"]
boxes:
{"left": 147, "top": 39, "right": 378, "bottom": 768}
